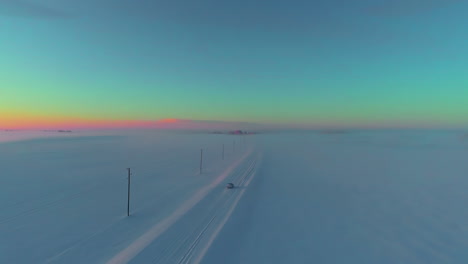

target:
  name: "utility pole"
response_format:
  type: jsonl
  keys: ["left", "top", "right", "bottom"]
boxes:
{"left": 127, "top": 168, "right": 131, "bottom": 217}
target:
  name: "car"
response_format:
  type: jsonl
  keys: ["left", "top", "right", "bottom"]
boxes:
{"left": 226, "top": 183, "right": 235, "bottom": 189}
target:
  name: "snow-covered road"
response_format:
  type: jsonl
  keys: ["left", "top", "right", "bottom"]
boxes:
{"left": 109, "top": 150, "right": 260, "bottom": 264}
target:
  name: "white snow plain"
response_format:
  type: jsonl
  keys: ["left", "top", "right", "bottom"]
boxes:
{"left": 1, "top": 130, "right": 468, "bottom": 263}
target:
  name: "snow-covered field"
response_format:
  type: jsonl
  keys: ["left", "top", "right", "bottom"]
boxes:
{"left": 2, "top": 130, "right": 468, "bottom": 263}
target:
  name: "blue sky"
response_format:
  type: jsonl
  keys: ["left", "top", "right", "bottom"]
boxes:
{"left": 1, "top": 0, "right": 468, "bottom": 129}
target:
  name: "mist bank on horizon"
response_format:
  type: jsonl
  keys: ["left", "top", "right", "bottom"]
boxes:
{"left": 1, "top": 118, "right": 263, "bottom": 130}
{"left": 3, "top": 116, "right": 467, "bottom": 132}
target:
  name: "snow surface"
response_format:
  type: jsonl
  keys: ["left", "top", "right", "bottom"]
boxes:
{"left": 2, "top": 130, "right": 468, "bottom": 263}
{"left": 204, "top": 130, "right": 468, "bottom": 264}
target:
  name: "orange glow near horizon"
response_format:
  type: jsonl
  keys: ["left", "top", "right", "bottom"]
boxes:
{"left": 1, "top": 113, "right": 251, "bottom": 131}
{"left": 0, "top": 113, "right": 158, "bottom": 130}
{"left": 156, "top": 118, "right": 181, "bottom": 124}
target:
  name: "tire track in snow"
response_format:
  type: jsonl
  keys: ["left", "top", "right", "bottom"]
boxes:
{"left": 146, "top": 174, "right": 247, "bottom": 264}
{"left": 144, "top": 154, "right": 259, "bottom": 264}
{"left": 106, "top": 149, "right": 254, "bottom": 264}
{"left": 190, "top": 154, "right": 261, "bottom": 264}
{"left": 177, "top": 215, "right": 217, "bottom": 264}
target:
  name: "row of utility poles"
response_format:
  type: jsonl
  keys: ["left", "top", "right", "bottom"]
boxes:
{"left": 126, "top": 136, "right": 247, "bottom": 216}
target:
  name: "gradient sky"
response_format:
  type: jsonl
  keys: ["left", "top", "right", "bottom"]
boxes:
{"left": 1, "top": 0, "right": 468, "bottom": 129}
